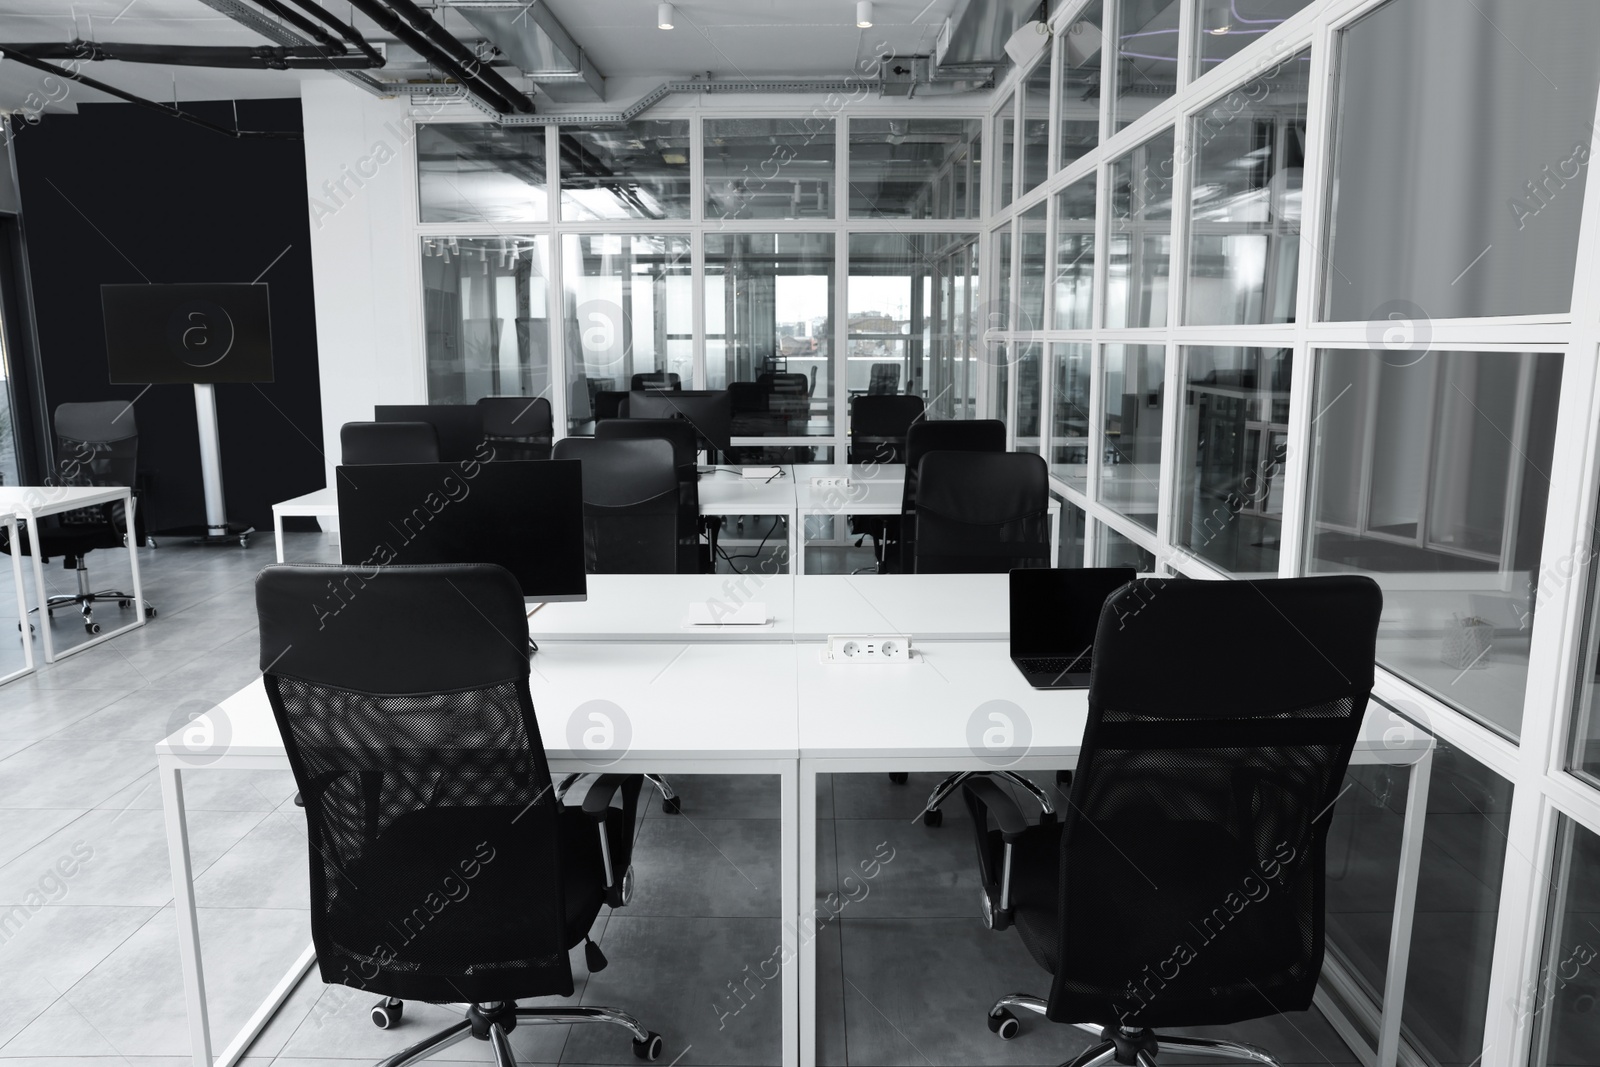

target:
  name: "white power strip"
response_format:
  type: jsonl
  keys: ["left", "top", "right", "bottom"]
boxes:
{"left": 825, "top": 634, "right": 913, "bottom": 663}
{"left": 810, "top": 476, "right": 850, "bottom": 488}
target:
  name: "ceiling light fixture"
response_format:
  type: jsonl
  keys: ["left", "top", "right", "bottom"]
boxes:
{"left": 1207, "top": 24, "right": 1232, "bottom": 35}
{"left": 658, "top": 3, "right": 675, "bottom": 30}
{"left": 856, "top": 2, "right": 873, "bottom": 29}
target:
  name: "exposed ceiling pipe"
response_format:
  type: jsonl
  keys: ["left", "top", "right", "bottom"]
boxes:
{"left": 374, "top": 0, "right": 535, "bottom": 113}
{"left": 277, "top": 0, "right": 386, "bottom": 64}
{"left": 345, "top": 0, "right": 527, "bottom": 115}
{"left": 250, "top": 0, "right": 349, "bottom": 55}
{"left": 194, "top": 0, "right": 388, "bottom": 95}
{"left": 7, "top": 39, "right": 381, "bottom": 71}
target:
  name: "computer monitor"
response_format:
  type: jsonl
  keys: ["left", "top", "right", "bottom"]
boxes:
{"left": 627, "top": 389, "right": 731, "bottom": 456}
{"left": 102, "top": 282, "right": 274, "bottom": 384}
{"left": 336, "top": 460, "right": 587, "bottom": 602}
{"left": 374, "top": 405, "right": 486, "bottom": 463}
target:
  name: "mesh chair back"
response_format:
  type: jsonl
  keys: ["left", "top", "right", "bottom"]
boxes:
{"left": 912, "top": 451, "right": 1049, "bottom": 573}
{"left": 596, "top": 419, "right": 702, "bottom": 573}
{"left": 552, "top": 437, "right": 680, "bottom": 573}
{"left": 1048, "top": 576, "right": 1383, "bottom": 1030}
{"left": 896, "top": 420, "right": 1007, "bottom": 571}
{"left": 340, "top": 421, "right": 440, "bottom": 465}
{"left": 848, "top": 395, "right": 925, "bottom": 464}
{"left": 868, "top": 362, "right": 901, "bottom": 395}
{"left": 256, "top": 563, "right": 570, "bottom": 1004}
{"left": 630, "top": 371, "right": 682, "bottom": 391}
{"left": 54, "top": 401, "right": 138, "bottom": 488}
{"left": 478, "top": 396, "right": 554, "bottom": 461}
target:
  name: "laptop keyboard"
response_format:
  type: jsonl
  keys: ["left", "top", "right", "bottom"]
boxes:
{"left": 1018, "top": 656, "right": 1089, "bottom": 675}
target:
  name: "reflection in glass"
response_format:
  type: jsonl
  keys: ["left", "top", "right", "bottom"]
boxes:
{"left": 703, "top": 118, "right": 836, "bottom": 220}
{"left": 1324, "top": 740, "right": 1510, "bottom": 1066}
{"left": 558, "top": 121, "right": 691, "bottom": 221}
{"left": 1059, "top": 2, "right": 1104, "bottom": 170}
{"left": 1019, "top": 54, "right": 1052, "bottom": 197}
{"left": 422, "top": 236, "right": 549, "bottom": 405}
{"left": 996, "top": 93, "right": 1015, "bottom": 211}
{"left": 1099, "top": 344, "right": 1165, "bottom": 531}
{"left": 1055, "top": 176, "right": 1096, "bottom": 330}
{"left": 560, "top": 235, "right": 690, "bottom": 434}
{"left": 1324, "top": 0, "right": 1600, "bottom": 320}
{"left": 1568, "top": 494, "right": 1600, "bottom": 785}
{"left": 1107, "top": 129, "right": 1175, "bottom": 328}
{"left": 1111, "top": 0, "right": 1181, "bottom": 133}
{"left": 849, "top": 118, "right": 982, "bottom": 219}
{"left": 1177, "top": 348, "right": 1291, "bottom": 576}
{"left": 1017, "top": 202, "right": 1048, "bottom": 333}
{"left": 704, "top": 233, "right": 833, "bottom": 454}
{"left": 1056, "top": 496, "right": 1088, "bottom": 568}
{"left": 1306, "top": 351, "right": 1563, "bottom": 741}
{"left": 417, "top": 124, "right": 548, "bottom": 224}
{"left": 1015, "top": 342, "right": 1042, "bottom": 454}
{"left": 1196, "top": 0, "right": 1314, "bottom": 71}
{"left": 992, "top": 343, "right": 1009, "bottom": 431}
{"left": 993, "top": 223, "right": 1013, "bottom": 333}
{"left": 1186, "top": 52, "right": 1308, "bottom": 325}
{"left": 847, "top": 233, "right": 979, "bottom": 404}
{"left": 1097, "top": 523, "right": 1155, "bottom": 570}
{"left": 1051, "top": 344, "right": 1092, "bottom": 489}
{"left": 1530, "top": 817, "right": 1600, "bottom": 1066}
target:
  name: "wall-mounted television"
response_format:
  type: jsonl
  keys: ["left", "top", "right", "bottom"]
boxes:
{"left": 102, "top": 282, "right": 275, "bottom": 384}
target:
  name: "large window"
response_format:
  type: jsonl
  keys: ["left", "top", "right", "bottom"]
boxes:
{"left": 703, "top": 118, "right": 836, "bottom": 220}
{"left": 1059, "top": 2, "right": 1105, "bottom": 171}
{"left": 558, "top": 121, "right": 691, "bottom": 221}
{"left": 1017, "top": 201, "right": 1048, "bottom": 333}
{"left": 1099, "top": 343, "right": 1166, "bottom": 530}
{"left": 422, "top": 236, "right": 549, "bottom": 404}
{"left": 1015, "top": 341, "right": 1043, "bottom": 454}
{"left": 1054, "top": 176, "right": 1096, "bottom": 330}
{"left": 1050, "top": 343, "right": 1092, "bottom": 489}
{"left": 1106, "top": 128, "right": 1175, "bottom": 329}
{"left": 1531, "top": 817, "right": 1600, "bottom": 1066}
{"left": 848, "top": 118, "right": 982, "bottom": 219}
{"left": 417, "top": 124, "right": 548, "bottom": 224}
{"left": 1110, "top": 0, "right": 1182, "bottom": 133}
{"left": 1195, "top": 0, "right": 1315, "bottom": 70}
{"left": 847, "top": 233, "right": 978, "bottom": 403}
{"left": 995, "top": 93, "right": 1016, "bottom": 211}
{"left": 1019, "top": 53, "right": 1052, "bottom": 198}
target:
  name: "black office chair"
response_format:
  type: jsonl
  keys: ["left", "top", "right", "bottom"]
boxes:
{"left": 478, "top": 396, "right": 553, "bottom": 461}
{"left": 868, "top": 362, "right": 902, "bottom": 395}
{"left": 893, "top": 418, "right": 1006, "bottom": 573}
{"left": 340, "top": 421, "right": 440, "bottom": 464}
{"left": 0, "top": 401, "right": 155, "bottom": 635}
{"left": 595, "top": 418, "right": 707, "bottom": 574}
{"left": 595, "top": 390, "right": 631, "bottom": 421}
{"left": 256, "top": 563, "right": 663, "bottom": 1065}
{"left": 630, "top": 372, "right": 682, "bottom": 391}
{"left": 552, "top": 437, "right": 680, "bottom": 575}
{"left": 912, "top": 451, "right": 1050, "bottom": 574}
{"left": 966, "top": 576, "right": 1383, "bottom": 1067}
{"left": 847, "top": 395, "right": 925, "bottom": 573}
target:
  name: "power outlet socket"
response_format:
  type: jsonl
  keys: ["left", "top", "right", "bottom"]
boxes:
{"left": 811, "top": 476, "right": 850, "bottom": 488}
{"left": 825, "top": 634, "right": 912, "bottom": 663}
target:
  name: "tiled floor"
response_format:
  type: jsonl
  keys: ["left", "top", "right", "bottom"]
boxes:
{"left": 0, "top": 533, "right": 1362, "bottom": 1065}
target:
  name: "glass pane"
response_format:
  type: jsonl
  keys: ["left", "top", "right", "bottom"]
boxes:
{"left": 1051, "top": 343, "right": 1092, "bottom": 489}
{"left": 422, "top": 236, "right": 549, "bottom": 405}
{"left": 1015, "top": 342, "right": 1043, "bottom": 453}
{"left": 558, "top": 121, "right": 691, "bottom": 221}
{"left": 703, "top": 118, "right": 836, "bottom": 220}
{"left": 1305, "top": 351, "right": 1563, "bottom": 742}
{"left": 1056, "top": 495, "right": 1088, "bottom": 567}
{"left": 1018, "top": 202, "right": 1048, "bottom": 332}
{"left": 1019, "top": 53, "right": 1052, "bottom": 198}
{"left": 1106, "top": 128, "right": 1175, "bottom": 329}
{"left": 928, "top": 239, "right": 982, "bottom": 420}
{"left": 1530, "top": 817, "right": 1600, "bottom": 1066}
{"left": 847, "top": 233, "right": 977, "bottom": 403}
{"left": 992, "top": 342, "right": 1009, "bottom": 430}
{"left": 848, "top": 118, "right": 982, "bottom": 219}
{"left": 559, "top": 234, "right": 691, "bottom": 434}
{"left": 1196, "top": 0, "right": 1315, "bottom": 72}
{"left": 992, "top": 224, "right": 1013, "bottom": 332}
{"left": 1177, "top": 347, "right": 1292, "bottom": 576}
{"left": 1324, "top": 0, "right": 1600, "bottom": 320}
{"left": 1185, "top": 51, "right": 1309, "bottom": 325}
{"left": 417, "top": 124, "right": 548, "bottom": 224}
{"left": 996, "top": 93, "right": 1015, "bottom": 211}
{"left": 704, "top": 233, "right": 834, "bottom": 450}
{"left": 1097, "top": 522, "right": 1155, "bottom": 570}
{"left": 1060, "top": 2, "right": 1105, "bottom": 170}
{"left": 1054, "top": 175, "right": 1096, "bottom": 330}
{"left": 1099, "top": 343, "right": 1165, "bottom": 531}
{"left": 1111, "top": 0, "right": 1182, "bottom": 133}
{"left": 1568, "top": 491, "right": 1600, "bottom": 785}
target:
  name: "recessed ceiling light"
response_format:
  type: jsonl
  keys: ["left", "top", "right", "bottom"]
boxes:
{"left": 658, "top": 3, "right": 675, "bottom": 30}
{"left": 857, "top": 2, "right": 873, "bottom": 29}
{"left": 1207, "top": 24, "right": 1231, "bottom": 35}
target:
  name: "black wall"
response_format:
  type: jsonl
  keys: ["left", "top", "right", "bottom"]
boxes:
{"left": 13, "top": 98, "right": 323, "bottom": 533}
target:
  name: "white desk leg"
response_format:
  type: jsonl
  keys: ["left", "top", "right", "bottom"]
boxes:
{"left": 5, "top": 516, "right": 33, "bottom": 675}
{"left": 24, "top": 517, "right": 54, "bottom": 664}
{"left": 273, "top": 509, "right": 285, "bottom": 564}
{"left": 1376, "top": 746, "right": 1432, "bottom": 1067}
{"left": 161, "top": 760, "right": 215, "bottom": 1067}
{"left": 792, "top": 511, "right": 805, "bottom": 577}
{"left": 798, "top": 762, "right": 817, "bottom": 1067}
{"left": 1050, "top": 507, "right": 1059, "bottom": 567}
{"left": 127, "top": 492, "right": 146, "bottom": 629}
{"left": 781, "top": 762, "right": 801, "bottom": 1067}
{"left": 215, "top": 942, "right": 316, "bottom": 1067}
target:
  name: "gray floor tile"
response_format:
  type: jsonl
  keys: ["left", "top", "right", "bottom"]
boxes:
{"left": 0, "top": 686, "right": 124, "bottom": 741}
{"left": 193, "top": 811, "right": 312, "bottom": 910}
{"left": 833, "top": 818, "right": 985, "bottom": 919}
{"left": 654, "top": 773, "right": 780, "bottom": 820}
{"left": 0, "top": 739, "right": 162, "bottom": 808}
{"left": 49, "top": 686, "right": 242, "bottom": 742}
{"left": 0, "top": 903, "right": 159, "bottom": 994}
{"left": 628, "top": 816, "right": 780, "bottom": 917}
{"left": 101, "top": 767, "right": 299, "bottom": 812}
{"left": 0, "top": 807, "right": 88, "bottom": 868}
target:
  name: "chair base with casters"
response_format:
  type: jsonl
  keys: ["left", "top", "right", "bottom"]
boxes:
{"left": 983, "top": 998, "right": 1282, "bottom": 1067}
{"left": 912, "top": 769, "right": 1056, "bottom": 828}
{"left": 36, "top": 553, "right": 157, "bottom": 635}
{"left": 371, "top": 1000, "right": 663, "bottom": 1066}
{"left": 560, "top": 772, "right": 681, "bottom": 814}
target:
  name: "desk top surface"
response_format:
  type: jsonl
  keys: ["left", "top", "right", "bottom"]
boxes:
{"left": 0, "top": 485, "right": 131, "bottom": 514}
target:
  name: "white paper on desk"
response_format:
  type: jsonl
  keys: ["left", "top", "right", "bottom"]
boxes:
{"left": 740, "top": 466, "right": 784, "bottom": 480}
{"left": 685, "top": 601, "right": 770, "bottom": 626}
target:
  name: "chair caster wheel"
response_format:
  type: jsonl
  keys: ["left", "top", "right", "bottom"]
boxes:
{"left": 987, "top": 1008, "right": 1020, "bottom": 1039}
{"left": 888, "top": 772, "right": 909, "bottom": 784}
{"left": 661, "top": 796, "right": 681, "bottom": 814}
{"left": 118, "top": 599, "right": 130, "bottom": 608}
{"left": 239, "top": 535, "right": 250, "bottom": 547}
{"left": 371, "top": 998, "right": 402, "bottom": 1029}
{"left": 84, "top": 622, "right": 101, "bottom": 635}
{"left": 922, "top": 808, "right": 943, "bottom": 827}
{"left": 1038, "top": 810, "right": 1058, "bottom": 826}
{"left": 632, "top": 1031, "right": 664, "bottom": 1060}
{"left": 144, "top": 606, "right": 157, "bottom": 618}
{"left": 1055, "top": 770, "right": 1073, "bottom": 791}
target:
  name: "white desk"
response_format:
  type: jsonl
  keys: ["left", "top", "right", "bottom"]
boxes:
{"left": 793, "top": 573, "right": 1008, "bottom": 640}
{"left": 157, "top": 643, "right": 803, "bottom": 1067}
{"left": 530, "top": 574, "right": 796, "bottom": 642}
{"left": 0, "top": 486, "right": 146, "bottom": 662}
{"left": 0, "top": 509, "right": 36, "bottom": 683}
{"left": 697, "top": 467, "right": 798, "bottom": 571}
{"left": 270, "top": 487, "right": 338, "bottom": 562}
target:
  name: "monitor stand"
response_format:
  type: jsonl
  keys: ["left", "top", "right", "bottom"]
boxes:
{"left": 190, "top": 384, "right": 255, "bottom": 547}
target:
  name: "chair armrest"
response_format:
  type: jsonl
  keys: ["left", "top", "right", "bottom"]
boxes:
{"left": 963, "top": 775, "right": 1030, "bottom": 841}
{"left": 580, "top": 774, "right": 636, "bottom": 818}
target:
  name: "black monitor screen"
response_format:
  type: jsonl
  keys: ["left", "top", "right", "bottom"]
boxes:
{"left": 336, "top": 459, "right": 587, "bottom": 602}
{"left": 374, "top": 405, "right": 486, "bottom": 463}
{"left": 627, "top": 389, "right": 731, "bottom": 453}
{"left": 103, "top": 283, "right": 274, "bottom": 384}
{"left": 1009, "top": 567, "right": 1137, "bottom": 661}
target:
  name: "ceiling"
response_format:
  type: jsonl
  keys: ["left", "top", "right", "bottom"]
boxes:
{"left": 0, "top": 0, "right": 982, "bottom": 114}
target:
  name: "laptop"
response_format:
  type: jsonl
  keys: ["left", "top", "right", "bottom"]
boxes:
{"left": 1009, "top": 567, "right": 1137, "bottom": 689}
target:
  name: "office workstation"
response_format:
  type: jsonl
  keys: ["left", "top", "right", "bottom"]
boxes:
{"left": 1, "top": 3, "right": 1599, "bottom": 1067}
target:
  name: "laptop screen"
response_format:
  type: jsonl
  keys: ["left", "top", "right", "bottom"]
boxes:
{"left": 1009, "top": 568, "right": 1138, "bottom": 663}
